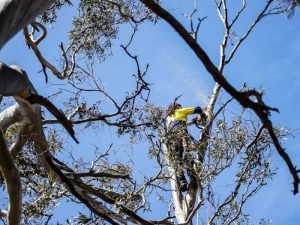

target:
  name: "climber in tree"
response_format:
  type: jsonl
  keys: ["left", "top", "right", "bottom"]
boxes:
{"left": 166, "top": 103, "right": 207, "bottom": 192}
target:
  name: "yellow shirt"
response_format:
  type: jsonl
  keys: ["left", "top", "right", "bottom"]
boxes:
{"left": 167, "top": 107, "right": 195, "bottom": 124}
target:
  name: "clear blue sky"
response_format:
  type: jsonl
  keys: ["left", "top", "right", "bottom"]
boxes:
{"left": 0, "top": 1, "right": 300, "bottom": 224}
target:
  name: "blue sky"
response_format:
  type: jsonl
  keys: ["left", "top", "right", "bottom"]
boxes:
{"left": 1, "top": 1, "right": 300, "bottom": 224}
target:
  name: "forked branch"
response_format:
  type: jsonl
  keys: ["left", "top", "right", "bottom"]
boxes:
{"left": 23, "top": 22, "right": 79, "bottom": 82}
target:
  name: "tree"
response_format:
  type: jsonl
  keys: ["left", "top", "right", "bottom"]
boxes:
{"left": 0, "top": 0, "right": 299, "bottom": 224}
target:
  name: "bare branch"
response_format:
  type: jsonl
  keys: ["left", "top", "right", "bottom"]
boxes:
{"left": 213, "top": 0, "right": 224, "bottom": 22}
{"left": 214, "top": 97, "right": 234, "bottom": 119}
{"left": 139, "top": 0, "right": 300, "bottom": 194}
{"left": 229, "top": 0, "right": 246, "bottom": 28}
{"left": 23, "top": 23, "right": 80, "bottom": 81}
{"left": 30, "top": 21, "right": 47, "bottom": 45}
{"left": 246, "top": 125, "right": 265, "bottom": 150}
{"left": 225, "top": 0, "right": 274, "bottom": 64}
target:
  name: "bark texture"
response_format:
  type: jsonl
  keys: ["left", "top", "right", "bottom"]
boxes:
{"left": 0, "top": 0, "right": 54, "bottom": 49}
{"left": 0, "top": 130, "right": 21, "bottom": 225}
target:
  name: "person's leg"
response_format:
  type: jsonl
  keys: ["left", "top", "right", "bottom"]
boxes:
{"left": 167, "top": 127, "right": 188, "bottom": 192}
{"left": 174, "top": 140, "right": 188, "bottom": 192}
{"left": 185, "top": 149, "right": 197, "bottom": 189}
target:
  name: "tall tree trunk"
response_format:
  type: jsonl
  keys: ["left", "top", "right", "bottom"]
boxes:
{"left": 162, "top": 141, "right": 194, "bottom": 224}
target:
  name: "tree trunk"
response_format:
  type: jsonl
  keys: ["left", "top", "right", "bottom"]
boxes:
{"left": 0, "top": 130, "right": 21, "bottom": 225}
{"left": 162, "top": 142, "right": 194, "bottom": 224}
{"left": 0, "top": 0, "right": 54, "bottom": 49}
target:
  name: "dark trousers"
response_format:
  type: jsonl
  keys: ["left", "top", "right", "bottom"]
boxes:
{"left": 167, "top": 128, "right": 196, "bottom": 185}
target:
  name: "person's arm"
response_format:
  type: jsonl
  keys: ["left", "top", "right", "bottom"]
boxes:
{"left": 173, "top": 107, "right": 207, "bottom": 122}
{"left": 174, "top": 107, "right": 195, "bottom": 116}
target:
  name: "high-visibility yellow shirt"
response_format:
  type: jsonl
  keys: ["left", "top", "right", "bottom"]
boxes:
{"left": 171, "top": 108, "right": 195, "bottom": 122}
{"left": 168, "top": 107, "right": 195, "bottom": 123}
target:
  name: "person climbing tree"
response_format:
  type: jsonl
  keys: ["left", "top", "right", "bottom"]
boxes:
{"left": 165, "top": 103, "right": 207, "bottom": 192}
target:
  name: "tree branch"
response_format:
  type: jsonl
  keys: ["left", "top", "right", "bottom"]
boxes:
{"left": 25, "top": 93, "right": 79, "bottom": 143}
{"left": 0, "top": 130, "right": 21, "bottom": 225}
{"left": 23, "top": 24, "right": 79, "bottom": 82}
{"left": 139, "top": 0, "right": 300, "bottom": 194}
{"left": 225, "top": 0, "right": 273, "bottom": 64}
{"left": 0, "top": 0, "right": 55, "bottom": 48}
